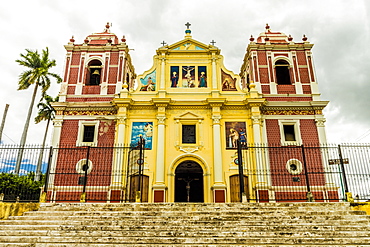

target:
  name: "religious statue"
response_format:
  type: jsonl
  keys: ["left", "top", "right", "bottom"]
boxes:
{"left": 171, "top": 72, "right": 179, "bottom": 87}
{"left": 199, "top": 72, "right": 207, "bottom": 87}
{"left": 183, "top": 66, "right": 195, "bottom": 87}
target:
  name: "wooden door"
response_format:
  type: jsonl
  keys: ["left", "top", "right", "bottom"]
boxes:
{"left": 229, "top": 175, "right": 249, "bottom": 202}
{"left": 129, "top": 175, "right": 149, "bottom": 202}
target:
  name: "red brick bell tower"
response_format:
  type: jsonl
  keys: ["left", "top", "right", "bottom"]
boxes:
{"left": 48, "top": 23, "right": 136, "bottom": 202}
{"left": 240, "top": 24, "right": 335, "bottom": 202}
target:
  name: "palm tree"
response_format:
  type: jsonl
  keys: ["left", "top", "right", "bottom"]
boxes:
{"left": 15, "top": 48, "right": 62, "bottom": 174}
{"left": 34, "top": 95, "right": 58, "bottom": 181}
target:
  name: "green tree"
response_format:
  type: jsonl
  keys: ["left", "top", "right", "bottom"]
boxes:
{"left": 0, "top": 172, "right": 44, "bottom": 202}
{"left": 34, "top": 95, "right": 58, "bottom": 181}
{"left": 15, "top": 48, "right": 62, "bottom": 174}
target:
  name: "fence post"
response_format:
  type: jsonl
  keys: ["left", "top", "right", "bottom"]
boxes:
{"left": 136, "top": 136, "right": 145, "bottom": 203}
{"left": 338, "top": 145, "right": 352, "bottom": 202}
{"left": 40, "top": 146, "right": 53, "bottom": 203}
{"left": 301, "top": 145, "right": 314, "bottom": 202}
{"left": 237, "top": 139, "right": 247, "bottom": 202}
{"left": 80, "top": 146, "right": 91, "bottom": 203}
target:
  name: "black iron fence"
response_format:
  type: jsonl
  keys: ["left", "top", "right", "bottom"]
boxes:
{"left": 0, "top": 143, "right": 369, "bottom": 203}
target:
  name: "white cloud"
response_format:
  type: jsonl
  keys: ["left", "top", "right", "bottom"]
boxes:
{"left": 0, "top": 0, "right": 369, "bottom": 145}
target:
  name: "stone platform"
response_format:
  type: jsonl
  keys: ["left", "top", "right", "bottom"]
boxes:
{"left": 0, "top": 202, "right": 369, "bottom": 246}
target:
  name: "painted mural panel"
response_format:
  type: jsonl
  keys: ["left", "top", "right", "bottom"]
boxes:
{"left": 225, "top": 122, "right": 247, "bottom": 149}
{"left": 221, "top": 69, "right": 237, "bottom": 91}
{"left": 131, "top": 122, "right": 153, "bottom": 149}
{"left": 140, "top": 70, "right": 156, "bottom": 91}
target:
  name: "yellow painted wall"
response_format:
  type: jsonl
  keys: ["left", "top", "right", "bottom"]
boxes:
{"left": 0, "top": 203, "right": 39, "bottom": 220}
{"left": 115, "top": 34, "right": 263, "bottom": 203}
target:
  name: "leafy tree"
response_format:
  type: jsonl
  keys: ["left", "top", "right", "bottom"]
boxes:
{"left": 15, "top": 48, "right": 62, "bottom": 174}
{"left": 0, "top": 172, "right": 44, "bottom": 202}
{"left": 34, "top": 95, "right": 58, "bottom": 181}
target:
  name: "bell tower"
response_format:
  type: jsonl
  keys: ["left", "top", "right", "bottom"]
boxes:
{"left": 240, "top": 25, "right": 331, "bottom": 202}
{"left": 52, "top": 23, "right": 136, "bottom": 148}
{"left": 240, "top": 24, "right": 328, "bottom": 146}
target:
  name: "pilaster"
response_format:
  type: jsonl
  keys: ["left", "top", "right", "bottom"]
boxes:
{"left": 207, "top": 98, "right": 226, "bottom": 202}
{"left": 151, "top": 98, "right": 171, "bottom": 202}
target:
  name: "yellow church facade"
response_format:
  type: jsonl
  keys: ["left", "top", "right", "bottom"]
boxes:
{"left": 51, "top": 23, "right": 332, "bottom": 203}
{"left": 112, "top": 27, "right": 263, "bottom": 203}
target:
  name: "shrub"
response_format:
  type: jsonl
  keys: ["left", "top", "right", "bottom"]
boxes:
{"left": 0, "top": 172, "right": 45, "bottom": 202}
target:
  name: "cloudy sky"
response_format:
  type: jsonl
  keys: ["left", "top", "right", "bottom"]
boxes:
{"left": 0, "top": 0, "right": 369, "bottom": 145}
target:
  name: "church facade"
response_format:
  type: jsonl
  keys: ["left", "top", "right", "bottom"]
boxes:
{"left": 49, "top": 23, "right": 337, "bottom": 203}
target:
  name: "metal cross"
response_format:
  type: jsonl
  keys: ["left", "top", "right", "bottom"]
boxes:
{"left": 161, "top": 41, "right": 166, "bottom": 46}
{"left": 210, "top": 40, "right": 216, "bottom": 46}
{"left": 185, "top": 22, "right": 191, "bottom": 29}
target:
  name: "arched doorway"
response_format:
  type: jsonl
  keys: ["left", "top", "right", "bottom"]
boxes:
{"left": 175, "top": 161, "right": 204, "bottom": 202}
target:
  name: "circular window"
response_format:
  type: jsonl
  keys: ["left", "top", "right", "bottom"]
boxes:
{"left": 76, "top": 159, "right": 93, "bottom": 175}
{"left": 286, "top": 159, "right": 302, "bottom": 175}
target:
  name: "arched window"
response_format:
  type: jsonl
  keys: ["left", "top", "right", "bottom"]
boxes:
{"left": 275, "top": 59, "right": 291, "bottom": 85}
{"left": 86, "top": 60, "right": 102, "bottom": 85}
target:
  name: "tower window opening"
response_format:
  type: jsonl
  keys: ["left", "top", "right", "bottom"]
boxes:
{"left": 275, "top": 60, "right": 291, "bottom": 85}
{"left": 86, "top": 60, "right": 102, "bottom": 85}
{"left": 283, "top": 125, "right": 296, "bottom": 142}
{"left": 83, "top": 125, "right": 95, "bottom": 142}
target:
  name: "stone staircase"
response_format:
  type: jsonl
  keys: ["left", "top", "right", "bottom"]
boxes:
{"left": 0, "top": 202, "right": 369, "bottom": 246}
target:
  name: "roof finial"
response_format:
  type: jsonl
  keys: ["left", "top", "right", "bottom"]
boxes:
{"left": 288, "top": 34, "right": 293, "bottom": 42}
{"left": 121, "top": 35, "right": 126, "bottom": 43}
{"left": 302, "top": 34, "right": 308, "bottom": 41}
{"left": 185, "top": 22, "right": 192, "bottom": 36}
{"left": 104, "top": 22, "right": 110, "bottom": 33}
{"left": 70, "top": 36, "right": 75, "bottom": 43}
{"left": 249, "top": 35, "right": 255, "bottom": 42}
{"left": 265, "top": 23, "right": 270, "bottom": 31}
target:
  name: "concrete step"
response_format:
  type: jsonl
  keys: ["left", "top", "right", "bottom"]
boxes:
{"left": 1, "top": 235, "right": 370, "bottom": 245}
{"left": 38, "top": 202, "right": 352, "bottom": 211}
{"left": 1, "top": 229, "right": 370, "bottom": 238}
{"left": 0, "top": 244, "right": 368, "bottom": 247}
{"left": 0, "top": 202, "right": 369, "bottom": 246}
{"left": 2, "top": 224, "right": 370, "bottom": 232}
{"left": 24, "top": 209, "right": 366, "bottom": 217}
{"left": 1, "top": 218, "right": 370, "bottom": 227}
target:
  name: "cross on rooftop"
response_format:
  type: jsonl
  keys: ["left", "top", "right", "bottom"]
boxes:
{"left": 210, "top": 40, "right": 216, "bottom": 46}
{"left": 161, "top": 41, "right": 166, "bottom": 46}
{"left": 185, "top": 22, "right": 191, "bottom": 29}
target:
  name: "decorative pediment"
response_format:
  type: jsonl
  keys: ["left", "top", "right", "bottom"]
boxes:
{"left": 169, "top": 39, "right": 210, "bottom": 52}
{"left": 174, "top": 111, "right": 204, "bottom": 120}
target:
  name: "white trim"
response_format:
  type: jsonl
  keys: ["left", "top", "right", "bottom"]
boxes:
{"left": 76, "top": 159, "right": 93, "bottom": 175}
{"left": 76, "top": 120, "right": 100, "bottom": 146}
{"left": 278, "top": 120, "right": 302, "bottom": 146}
{"left": 286, "top": 158, "right": 303, "bottom": 175}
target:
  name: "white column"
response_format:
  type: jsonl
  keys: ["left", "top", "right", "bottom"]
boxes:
{"left": 295, "top": 82, "right": 303, "bottom": 94}
{"left": 155, "top": 116, "right": 166, "bottom": 184}
{"left": 270, "top": 82, "right": 277, "bottom": 94}
{"left": 252, "top": 116, "right": 262, "bottom": 144}
{"left": 160, "top": 56, "right": 166, "bottom": 89}
{"left": 315, "top": 117, "right": 327, "bottom": 144}
{"left": 316, "top": 117, "right": 334, "bottom": 195}
{"left": 48, "top": 119, "right": 63, "bottom": 193}
{"left": 51, "top": 119, "right": 63, "bottom": 147}
{"left": 212, "top": 56, "right": 217, "bottom": 89}
{"left": 252, "top": 116, "right": 268, "bottom": 185}
{"left": 116, "top": 117, "right": 126, "bottom": 145}
{"left": 212, "top": 116, "right": 223, "bottom": 183}
{"left": 112, "top": 117, "right": 126, "bottom": 185}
